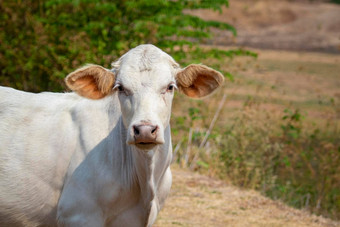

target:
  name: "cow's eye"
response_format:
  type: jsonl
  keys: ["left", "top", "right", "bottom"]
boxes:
{"left": 113, "top": 84, "right": 125, "bottom": 93}
{"left": 167, "top": 84, "right": 177, "bottom": 92}
{"left": 117, "top": 85, "right": 124, "bottom": 92}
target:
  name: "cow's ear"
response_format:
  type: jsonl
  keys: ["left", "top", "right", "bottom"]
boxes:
{"left": 175, "top": 64, "right": 224, "bottom": 98}
{"left": 65, "top": 64, "right": 116, "bottom": 99}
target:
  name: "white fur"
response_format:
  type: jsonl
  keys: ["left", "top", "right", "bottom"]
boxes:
{"left": 0, "top": 44, "right": 222, "bottom": 226}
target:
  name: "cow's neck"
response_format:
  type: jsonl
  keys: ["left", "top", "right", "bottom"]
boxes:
{"left": 116, "top": 117, "right": 170, "bottom": 225}
{"left": 133, "top": 147, "right": 162, "bottom": 226}
{"left": 134, "top": 149, "right": 157, "bottom": 203}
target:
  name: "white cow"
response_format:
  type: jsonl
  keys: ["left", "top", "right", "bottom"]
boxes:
{"left": 0, "top": 44, "right": 223, "bottom": 226}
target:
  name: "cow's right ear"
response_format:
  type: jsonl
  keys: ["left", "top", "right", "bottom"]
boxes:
{"left": 65, "top": 64, "right": 116, "bottom": 99}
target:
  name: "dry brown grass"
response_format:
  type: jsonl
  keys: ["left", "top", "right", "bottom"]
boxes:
{"left": 208, "top": 46, "right": 340, "bottom": 123}
{"left": 155, "top": 166, "right": 339, "bottom": 227}
{"left": 168, "top": 47, "right": 340, "bottom": 222}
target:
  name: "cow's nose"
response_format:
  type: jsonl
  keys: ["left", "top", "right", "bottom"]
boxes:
{"left": 133, "top": 124, "right": 158, "bottom": 144}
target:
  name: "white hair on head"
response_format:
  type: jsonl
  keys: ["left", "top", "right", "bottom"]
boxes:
{"left": 111, "top": 44, "right": 180, "bottom": 75}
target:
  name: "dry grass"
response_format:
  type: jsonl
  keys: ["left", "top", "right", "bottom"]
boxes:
{"left": 155, "top": 166, "right": 339, "bottom": 227}
{"left": 172, "top": 47, "right": 340, "bottom": 143}
{"left": 207, "top": 46, "right": 340, "bottom": 123}
{"left": 169, "top": 47, "right": 340, "bottom": 221}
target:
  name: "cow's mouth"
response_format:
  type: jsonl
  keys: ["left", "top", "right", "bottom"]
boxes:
{"left": 135, "top": 142, "right": 158, "bottom": 150}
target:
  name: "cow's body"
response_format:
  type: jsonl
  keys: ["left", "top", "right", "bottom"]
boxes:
{"left": 0, "top": 87, "right": 171, "bottom": 226}
{"left": 0, "top": 44, "right": 223, "bottom": 226}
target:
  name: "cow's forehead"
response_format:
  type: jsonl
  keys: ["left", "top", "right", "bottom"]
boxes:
{"left": 112, "top": 44, "right": 179, "bottom": 79}
{"left": 117, "top": 64, "right": 175, "bottom": 92}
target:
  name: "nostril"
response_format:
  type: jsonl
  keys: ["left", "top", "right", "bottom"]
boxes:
{"left": 133, "top": 125, "right": 140, "bottom": 135}
{"left": 151, "top": 126, "right": 158, "bottom": 135}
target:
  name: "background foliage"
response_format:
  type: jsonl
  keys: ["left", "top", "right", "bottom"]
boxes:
{"left": 0, "top": 0, "right": 238, "bottom": 92}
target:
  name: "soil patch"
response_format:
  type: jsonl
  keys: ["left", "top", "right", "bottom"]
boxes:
{"left": 186, "top": 0, "right": 340, "bottom": 53}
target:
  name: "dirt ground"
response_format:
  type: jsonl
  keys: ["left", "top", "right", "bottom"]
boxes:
{"left": 155, "top": 166, "right": 339, "bottom": 227}
{"left": 187, "top": 0, "right": 340, "bottom": 53}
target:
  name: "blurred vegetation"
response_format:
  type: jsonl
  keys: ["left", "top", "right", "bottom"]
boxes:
{"left": 173, "top": 96, "right": 339, "bottom": 220}
{"left": 172, "top": 51, "right": 340, "bottom": 220}
{"left": 1, "top": 0, "right": 339, "bottom": 222}
{"left": 0, "top": 0, "right": 241, "bottom": 92}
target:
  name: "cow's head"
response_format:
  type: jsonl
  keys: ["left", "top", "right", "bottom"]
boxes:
{"left": 65, "top": 45, "right": 223, "bottom": 150}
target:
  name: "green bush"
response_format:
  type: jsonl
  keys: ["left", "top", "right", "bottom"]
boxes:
{"left": 0, "top": 0, "right": 236, "bottom": 92}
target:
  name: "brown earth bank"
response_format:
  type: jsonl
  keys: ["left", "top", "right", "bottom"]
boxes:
{"left": 155, "top": 166, "right": 339, "bottom": 227}
{"left": 187, "top": 0, "right": 340, "bottom": 53}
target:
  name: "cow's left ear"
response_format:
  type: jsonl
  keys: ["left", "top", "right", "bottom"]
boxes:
{"left": 65, "top": 64, "right": 116, "bottom": 99}
{"left": 175, "top": 64, "right": 224, "bottom": 98}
